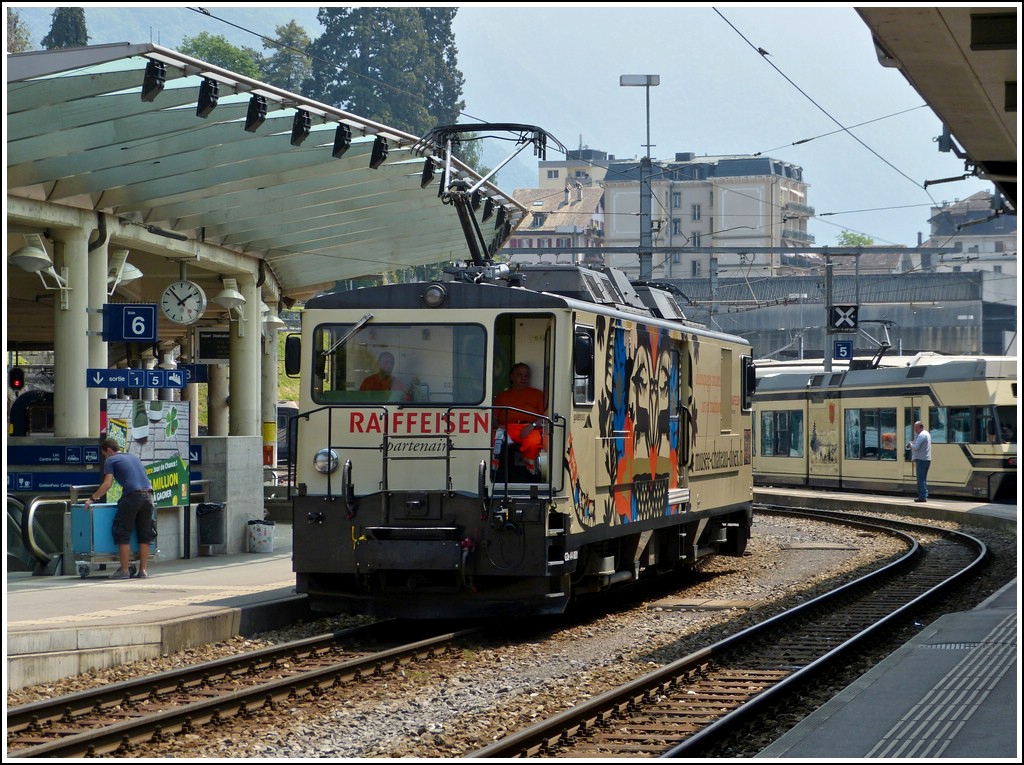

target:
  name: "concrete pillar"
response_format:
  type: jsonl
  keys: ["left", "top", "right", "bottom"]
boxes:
{"left": 208, "top": 364, "right": 229, "bottom": 435}
{"left": 261, "top": 308, "right": 281, "bottom": 466}
{"left": 228, "top": 275, "right": 261, "bottom": 436}
{"left": 88, "top": 242, "right": 110, "bottom": 438}
{"left": 53, "top": 229, "right": 90, "bottom": 437}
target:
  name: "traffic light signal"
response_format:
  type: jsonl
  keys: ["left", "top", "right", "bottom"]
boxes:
{"left": 9, "top": 367, "right": 26, "bottom": 391}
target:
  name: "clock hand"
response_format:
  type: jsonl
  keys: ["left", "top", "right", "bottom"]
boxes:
{"left": 168, "top": 287, "right": 187, "bottom": 306}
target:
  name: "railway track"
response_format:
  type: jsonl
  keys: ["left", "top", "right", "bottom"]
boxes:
{"left": 7, "top": 620, "right": 479, "bottom": 759}
{"left": 468, "top": 507, "right": 988, "bottom": 758}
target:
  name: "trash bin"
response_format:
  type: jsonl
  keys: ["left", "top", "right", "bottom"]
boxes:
{"left": 196, "top": 503, "right": 225, "bottom": 548}
{"left": 247, "top": 519, "right": 275, "bottom": 553}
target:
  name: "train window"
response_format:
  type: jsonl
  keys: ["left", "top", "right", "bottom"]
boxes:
{"left": 928, "top": 407, "right": 949, "bottom": 444}
{"left": 573, "top": 327, "right": 595, "bottom": 404}
{"left": 759, "top": 410, "right": 803, "bottom": 457}
{"left": 845, "top": 407, "right": 897, "bottom": 460}
{"left": 996, "top": 405, "right": 1017, "bottom": 443}
{"left": 904, "top": 407, "right": 922, "bottom": 453}
{"left": 947, "top": 407, "right": 972, "bottom": 443}
{"left": 975, "top": 406, "right": 998, "bottom": 443}
{"left": 311, "top": 322, "right": 486, "bottom": 405}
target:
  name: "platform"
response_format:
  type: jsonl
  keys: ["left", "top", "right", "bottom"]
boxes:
{"left": 5, "top": 491, "right": 1019, "bottom": 760}
{"left": 5, "top": 522, "right": 307, "bottom": 692}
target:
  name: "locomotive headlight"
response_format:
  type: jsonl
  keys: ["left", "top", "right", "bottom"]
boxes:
{"left": 313, "top": 448, "right": 339, "bottom": 474}
{"left": 422, "top": 282, "right": 447, "bottom": 308}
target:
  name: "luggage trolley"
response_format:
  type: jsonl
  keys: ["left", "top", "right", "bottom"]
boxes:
{"left": 70, "top": 502, "right": 157, "bottom": 578}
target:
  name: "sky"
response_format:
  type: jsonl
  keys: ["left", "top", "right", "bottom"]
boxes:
{"left": 10, "top": 4, "right": 1003, "bottom": 247}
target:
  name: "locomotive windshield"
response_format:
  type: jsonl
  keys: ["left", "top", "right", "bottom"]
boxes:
{"left": 311, "top": 322, "right": 487, "bottom": 405}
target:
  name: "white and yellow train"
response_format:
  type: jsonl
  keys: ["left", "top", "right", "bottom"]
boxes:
{"left": 752, "top": 355, "right": 1017, "bottom": 502}
{"left": 284, "top": 262, "right": 756, "bottom": 618}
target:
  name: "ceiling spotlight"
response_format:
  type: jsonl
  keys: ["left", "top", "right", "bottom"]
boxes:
{"left": 213, "top": 277, "right": 246, "bottom": 311}
{"left": 369, "top": 135, "right": 388, "bottom": 169}
{"left": 420, "top": 157, "right": 436, "bottom": 188}
{"left": 245, "top": 94, "right": 268, "bottom": 132}
{"left": 141, "top": 60, "right": 166, "bottom": 102}
{"left": 332, "top": 124, "right": 352, "bottom": 158}
{"left": 291, "top": 109, "right": 312, "bottom": 146}
{"left": 196, "top": 78, "right": 219, "bottom": 118}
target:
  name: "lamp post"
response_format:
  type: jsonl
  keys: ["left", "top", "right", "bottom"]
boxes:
{"left": 620, "top": 74, "right": 659, "bottom": 281}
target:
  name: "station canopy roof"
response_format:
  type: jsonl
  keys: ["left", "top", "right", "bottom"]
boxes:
{"left": 6, "top": 43, "right": 527, "bottom": 311}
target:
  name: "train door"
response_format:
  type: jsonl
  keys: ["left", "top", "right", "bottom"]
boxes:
{"left": 902, "top": 401, "right": 924, "bottom": 486}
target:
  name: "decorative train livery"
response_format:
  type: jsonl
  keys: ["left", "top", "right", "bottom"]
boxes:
{"left": 284, "top": 263, "right": 756, "bottom": 618}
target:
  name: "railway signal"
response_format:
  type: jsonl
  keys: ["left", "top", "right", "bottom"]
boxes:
{"left": 829, "top": 305, "right": 859, "bottom": 332}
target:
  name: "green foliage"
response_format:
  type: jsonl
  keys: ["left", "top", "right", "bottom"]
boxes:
{"left": 261, "top": 20, "right": 312, "bottom": 92}
{"left": 836, "top": 231, "right": 875, "bottom": 247}
{"left": 41, "top": 7, "right": 88, "bottom": 49}
{"left": 7, "top": 9, "right": 32, "bottom": 53}
{"left": 304, "top": 7, "right": 465, "bottom": 137}
{"left": 179, "top": 32, "right": 262, "bottom": 79}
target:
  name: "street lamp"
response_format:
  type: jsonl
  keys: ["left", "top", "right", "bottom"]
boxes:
{"left": 620, "top": 74, "right": 659, "bottom": 280}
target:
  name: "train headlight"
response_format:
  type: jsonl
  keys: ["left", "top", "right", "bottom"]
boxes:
{"left": 313, "top": 448, "right": 339, "bottom": 474}
{"left": 422, "top": 282, "right": 447, "bottom": 308}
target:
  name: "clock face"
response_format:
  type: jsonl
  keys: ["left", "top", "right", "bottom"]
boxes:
{"left": 160, "top": 280, "right": 208, "bottom": 324}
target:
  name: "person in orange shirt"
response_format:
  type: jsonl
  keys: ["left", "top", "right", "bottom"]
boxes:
{"left": 494, "top": 362, "right": 545, "bottom": 473}
{"left": 359, "top": 351, "right": 409, "bottom": 398}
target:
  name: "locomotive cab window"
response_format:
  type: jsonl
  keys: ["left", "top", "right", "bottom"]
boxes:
{"left": 311, "top": 322, "right": 486, "bottom": 405}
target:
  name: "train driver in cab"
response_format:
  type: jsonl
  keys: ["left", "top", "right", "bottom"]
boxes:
{"left": 493, "top": 362, "right": 546, "bottom": 474}
{"left": 360, "top": 351, "right": 410, "bottom": 400}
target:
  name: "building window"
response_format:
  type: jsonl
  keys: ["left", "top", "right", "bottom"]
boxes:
{"left": 671, "top": 253, "right": 680, "bottom": 264}
{"left": 531, "top": 213, "right": 547, "bottom": 227}
{"left": 556, "top": 237, "right": 571, "bottom": 248}
{"left": 995, "top": 240, "right": 1004, "bottom": 252}
{"left": 993, "top": 265, "right": 1002, "bottom": 273}
{"left": 672, "top": 218, "right": 682, "bottom": 235}
{"left": 691, "top": 203, "right": 701, "bottom": 221}
{"left": 691, "top": 231, "right": 701, "bottom": 248}
{"left": 672, "top": 191, "right": 681, "bottom": 209}
{"left": 547, "top": 170, "right": 559, "bottom": 179}
{"left": 691, "top": 260, "right": 701, "bottom": 276}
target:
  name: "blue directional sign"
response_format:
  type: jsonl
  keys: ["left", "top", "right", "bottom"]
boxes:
{"left": 834, "top": 340, "right": 854, "bottom": 360}
{"left": 102, "top": 304, "right": 158, "bottom": 342}
{"left": 180, "top": 364, "right": 209, "bottom": 384}
{"left": 86, "top": 368, "right": 186, "bottom": 389}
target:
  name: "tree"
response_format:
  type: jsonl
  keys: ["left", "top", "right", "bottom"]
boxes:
{"left": 305, "top": 7, "right": 466, "bottom": 138}
{"left": 7, "top": 8, "right": 32, "bottom": 53}
{"left": 836, "top": 231, "right": 875, "bottom": 247}
{"left": 179, "top": 32, "right": 262, "bottom": 80}
{"left": 41, "top": 7, "right": 88, "bottom": 49}
{"left": 261, "top": 20, "right": 313, "bottom": 93}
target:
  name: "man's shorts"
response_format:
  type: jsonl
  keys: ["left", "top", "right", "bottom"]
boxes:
{"left": 112, "top": 490, "right": 157, "bottom": 545}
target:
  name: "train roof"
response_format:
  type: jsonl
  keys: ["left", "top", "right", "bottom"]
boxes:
{"left": 305, "top": 263, "right": 751, "bottom": 348}
{"left": 754, "top": 354, "right": 1017, "bottom": 394}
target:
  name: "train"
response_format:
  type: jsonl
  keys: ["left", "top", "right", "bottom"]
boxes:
{"left": 283, "top": 261, "right": 756, "bottom": 619}
{"left": 752, "top": 354, "right": 1017, "bottom": 502}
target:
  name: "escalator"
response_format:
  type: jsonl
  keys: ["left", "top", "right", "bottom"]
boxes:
{"left": 7, "top": 495, "right": 64, "bottom": 576}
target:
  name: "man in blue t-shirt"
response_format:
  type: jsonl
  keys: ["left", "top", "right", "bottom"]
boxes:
{"left": 84, "top": 438, "right": 156, "bottom": 579}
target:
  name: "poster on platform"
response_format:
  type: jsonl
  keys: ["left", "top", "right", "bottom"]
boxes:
{"left": 105, "top": 400, "right": 190, "bottom": 507}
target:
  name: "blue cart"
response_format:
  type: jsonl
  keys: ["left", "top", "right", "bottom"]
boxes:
{"left": 70, "top": 502, "right": 157, "bottom": 578}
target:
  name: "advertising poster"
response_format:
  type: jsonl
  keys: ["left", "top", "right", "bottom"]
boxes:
{"left": 105, "top": 400, "right": 190, "bottom": 507}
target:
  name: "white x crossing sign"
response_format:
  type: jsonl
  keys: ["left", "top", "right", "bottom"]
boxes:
{"left": 829, "top": 305, "right": 859, "bottom": 332}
